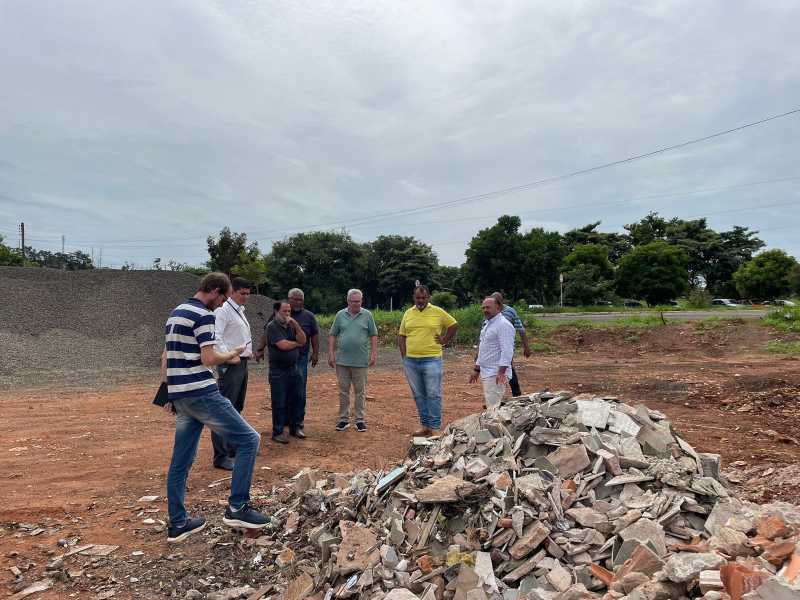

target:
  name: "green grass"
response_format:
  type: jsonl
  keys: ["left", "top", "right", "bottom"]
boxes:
{"left": 529, "top": 305, "right": 675, "bottom": 313}
{"left": 693, "top": 317, "right": 746, "bottom": 332}
{"left": 763, "top": 307, "right": 800, "bottom": 333}
{"left": 764, "top": 341, "right": 800, "bottom": 355}
{"left": 319, "top": 304, "right": 687, "bottom": 348}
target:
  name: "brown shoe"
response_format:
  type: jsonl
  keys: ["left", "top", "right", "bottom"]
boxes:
{"left": 413, "top": 427, "right": 433, "bottom": 437}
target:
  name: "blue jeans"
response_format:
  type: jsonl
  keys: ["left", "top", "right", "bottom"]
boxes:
{"left": 269, "top": 365, "right": 303, "bottom": 435}
{"left": 167, "top": 389, "right": 261, "bottom": 526}
{"left": 403, "top": 357, "right": 443, "bottom": 429}
{"left": 296, "top": 353, "right": 310, "bottom": 427}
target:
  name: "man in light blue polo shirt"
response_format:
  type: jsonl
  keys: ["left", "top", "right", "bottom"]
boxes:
{"left": 328, "top": 289, "right": 378, "bottom": 432}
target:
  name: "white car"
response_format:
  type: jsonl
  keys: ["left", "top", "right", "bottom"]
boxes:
{"left": 773, "top": 299, "right": 797, "bottom": 307}
{"left": 712, "top": 298, "right": 744, "bottom": 308}
{"left": 527, "top": 304, "right": 545, "bottom": 310}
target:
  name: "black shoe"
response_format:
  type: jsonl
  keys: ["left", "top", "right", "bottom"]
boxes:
{"left": 167, "top": 517, "right": 206, "bottom": 543}
{"left": 213, "top": 458, "right": 234, "bottom": 471}
{"left": 356, "top": 422, "right": 367, "bottom": 432}
{"left": 335, "top": 420, "right": 350, "bottom": 431}
{"left": 272, "top": 433, "right": 289, "bottom": 444}
{"left": 290, "top": 428, "right": 306, "bottom": 439}
{"left": 222, "top": 504, "right": 270, "bottom": 530}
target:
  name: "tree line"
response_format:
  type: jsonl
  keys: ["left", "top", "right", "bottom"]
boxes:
{"left": 202, "top": 213, "right": 799, "bottom": 311}
{"left": 3, "top": 212, "right": 799, "bottom": 312}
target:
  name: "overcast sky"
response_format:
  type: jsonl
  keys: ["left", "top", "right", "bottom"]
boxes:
{"left": 1, "top": 0, "right": 799, "bottom": 267}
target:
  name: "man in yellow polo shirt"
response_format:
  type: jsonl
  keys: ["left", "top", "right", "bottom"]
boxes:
{"left": 398, "top": 284, "right": 459, "bottom": 436}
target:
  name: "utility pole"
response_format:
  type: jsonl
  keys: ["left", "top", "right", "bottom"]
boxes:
{"left": 559, "top": 273, "right": 564, "bottom": 308}
{"left": 19, "top": 222, "right": 25, "bottom": 259}
{"left": 62, "top": 235, "right": 66, "bottom": 270}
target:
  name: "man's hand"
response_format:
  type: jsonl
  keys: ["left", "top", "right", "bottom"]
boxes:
{"left": 496, "top": 371, "right": 508, "bottom": 386}
{"left": 523, "top": 345, "right": 532, "bottom": 358}
{"left": 253, "top": 350, "right": 264, "bottom": 363}
{"left": 369, "top": 354, "right": 376, "bottom": 367}
{"left": 163, "top": 402, "right": 176, "bottom": 415}
{"left": 435, "top": 334, "right": 445, "bottom": 345}
{"left": 228, "top": 354, "right": 241, "bottom": 365}
{"left": 469, "top": 369, "right": 479, "bottom": 384}
{"left": 328, "top": 355, "right": 335, "bottom": 368}
{"left": 311, "top": 352, "right": 319, "bottom": 367}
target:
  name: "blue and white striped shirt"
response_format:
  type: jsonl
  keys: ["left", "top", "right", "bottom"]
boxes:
{"left": 501, "top": 306, "right": 525, "bottom": 334}
{"left": 164, "top": 298, "right": 217, "bottom": 400}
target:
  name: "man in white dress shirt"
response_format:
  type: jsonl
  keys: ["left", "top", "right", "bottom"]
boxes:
{"left": 211, "top": 277, "right": 253, "bottom": 470}
{"left": 470, "top": 296, "right": 516, "bottom": 408}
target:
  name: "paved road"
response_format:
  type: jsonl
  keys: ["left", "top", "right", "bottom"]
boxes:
{"left": 536, "top": 309, "right": 768, "bottom": 322}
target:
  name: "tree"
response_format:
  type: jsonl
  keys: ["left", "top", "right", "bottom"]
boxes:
{"left": 430, "top": 291, "right": 457, "bottom": 310}
{"left": 704, "top": 226, "right": 764, "bottom": 296}
{"left": 231, "top": 247, "right": 268, "bottom": 293}
{"left": 624, "top": 213, "right": 670, "bottom": 247}
{"left": 788, "top": 264, "right": 800, "bottom": 296}
{"left": 563, "top": 222, "right": 631, "bottom": 263}
{"left": 615, "top": 241, "right": 689, "bottom": 305}
{"left": 264, "top": 230, "right": 367, "bottom": 313}
{"left": 24, "top": 248, "right": 94, "bottom": 270}
{"left": 664, "top": 218, "right": 718, "bottom": 288}
{"left": 733, "top": 249, "right": 798, "bottom": 300}
{"left": 207, "top": 227, "right": 251, "bottom": 274}
{"left": 562, "top": 264, "right": 614, "bottom": 306}
{"left": 0, "top": 235, "right": 23, "bottom": 266}
{"left": 562, "top": 244, "right": 614, "bottom": 279}
{"left": 561, "top": 245, "right": 614, "bottom": 306}
{"left": 363, "top": 235, "right": 438, "bottom": 309}
{"left": 463, "top": 215, "right": 527, "bottom": 299}
{"left": 519, "top": 227, "right": 565, "bottom": 305}
{"left": 433, "top": 265, "right": 472, "bottom": 305}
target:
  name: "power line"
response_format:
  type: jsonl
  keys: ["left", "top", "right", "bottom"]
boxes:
{"left": 246, "top": 106, "right": 800, "bottom": 238}
{"left": 10, "top": 106, "right": 799, "bottom": 248}
{"left": 19, "top": 172, "right": 800, "bottom": 249}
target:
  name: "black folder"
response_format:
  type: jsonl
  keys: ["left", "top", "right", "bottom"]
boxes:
{"left": 152, "top": 382, "right": 170, "bottom": 407}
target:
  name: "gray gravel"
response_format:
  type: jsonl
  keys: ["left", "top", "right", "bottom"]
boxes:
{"left": 0, "top": 267, "right": 276, "bottom": 389}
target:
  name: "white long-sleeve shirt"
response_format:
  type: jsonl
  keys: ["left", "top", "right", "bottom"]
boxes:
{"left": 213, "top": 298, "right": 252, "bottom": 358}
{"left": 476, "top": 312, "right": 515, "bottom": 379}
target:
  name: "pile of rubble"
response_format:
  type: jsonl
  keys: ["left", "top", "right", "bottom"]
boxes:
{"left": 11, "top": 390, "right": 800, "bottom": 600}
{"left": 198, "top": 390, "right": 800, "bottom": 600}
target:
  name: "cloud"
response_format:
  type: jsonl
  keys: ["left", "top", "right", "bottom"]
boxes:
{"left": 1, "top": 0, "right": 798, "bottom": 267}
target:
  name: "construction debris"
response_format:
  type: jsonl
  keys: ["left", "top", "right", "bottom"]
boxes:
{"left": 149, "top": 390, "right": 795, "bottom": 600}
{"left": 13, "top": 390, "right": 799, "bottom": 599}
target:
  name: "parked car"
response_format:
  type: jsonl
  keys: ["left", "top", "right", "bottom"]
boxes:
{"left": 527, "top": 304, "right": 545, "bottom": 310}
{"left": 623, "top": 299, "right": 642, "bottom": 308}
{"left": 667, "top": 300, "right": 680, "bottom": 307}
{"left": 712, "top": 298, "right": 744, "bottom": 307}
{"left": 595, "top": 301, "right": 613, "bottom": 307}
{"left": 772, "top": 299, "right": 797, "bottom": 307}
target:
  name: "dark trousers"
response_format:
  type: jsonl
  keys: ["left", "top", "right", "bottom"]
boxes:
{"left": 509, "top": 361, "right": 522, "bottom": 397}
{"left": 269, "top": 364, "right": 303, "bottom": 436}
{"left": 212, "top": 358, "right": 248, "bottom": 465}
{"left": 296, "top": 353, "right": 309, "bottom": 427}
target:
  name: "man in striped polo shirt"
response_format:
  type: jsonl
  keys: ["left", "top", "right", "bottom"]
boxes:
{"left": 162, "top": 272, "right": 269, "bottom": 543}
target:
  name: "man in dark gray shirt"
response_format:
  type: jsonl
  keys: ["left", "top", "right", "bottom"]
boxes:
{"left": 257, "top": 300, "right": 307, "bottom": 444}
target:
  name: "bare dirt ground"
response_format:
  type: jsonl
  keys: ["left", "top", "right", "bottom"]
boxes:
{"left": 1, "top": 321, "right": 799, "bottom": 598}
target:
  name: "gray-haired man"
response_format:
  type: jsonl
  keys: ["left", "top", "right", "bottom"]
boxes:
{"left": 328, "top": 289, "right": 378, "bottom": 432}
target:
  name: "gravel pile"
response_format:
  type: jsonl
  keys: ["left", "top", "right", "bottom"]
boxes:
{"left": 0, "top": 267, "right": 274, "bottom": 388}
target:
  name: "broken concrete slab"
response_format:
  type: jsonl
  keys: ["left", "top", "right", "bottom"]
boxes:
{"left": 663, "top": 552, "right": 726, "bottom": 583}
{"left": 546, "top": 445, "right": 591, "bottom": 478}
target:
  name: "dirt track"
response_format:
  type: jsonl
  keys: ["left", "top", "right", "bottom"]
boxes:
{"left": 1, "top": 321, "right": 799, "bottom": 598}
